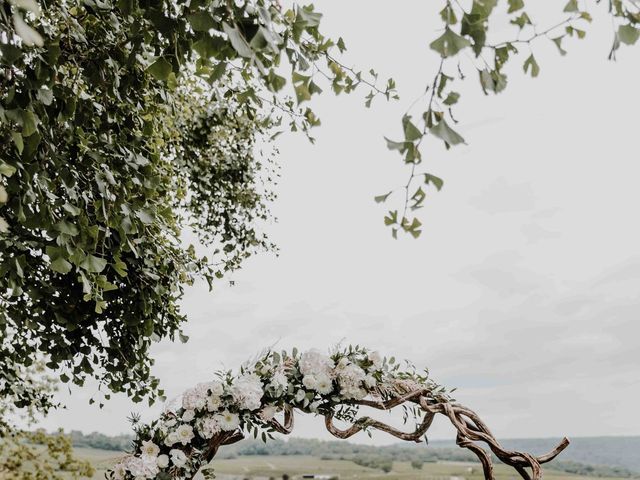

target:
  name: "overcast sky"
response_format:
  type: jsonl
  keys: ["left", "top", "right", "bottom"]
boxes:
{"left": 40, "top": 2, "right": 639, "bottom": 444}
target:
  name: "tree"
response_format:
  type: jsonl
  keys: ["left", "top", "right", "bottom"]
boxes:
{"left": 1, "top": 0, "right": 638, "bottom": 412}
{"left": 0, "top": 359, "right": 94, "bottom": 479}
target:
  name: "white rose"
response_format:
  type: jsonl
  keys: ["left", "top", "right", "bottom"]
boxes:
{"left": 112, "top": 462, "right": 127, "bottom": 480}
{"left": 369, "top": 351, "right": 383, "bottom": 369}
{"left": 170, "top": 449, "right": 188, "bottom": 467}
{"left": 231, "top": 373, "right": 264, "bottom": 411}
{"left": 182, "top": 409, "right": 195, "bottom": 422}
{"left": 164, "top": 432, "right": 178, "bottom": 447}
{"left": 176, "top": 424, "right": 195, "bottom": 445}
{"left": 156, "top": 454, "right": 169, "bottom": 469}
{"left": 209, "top": 381, "right": 224, "bottom": 396}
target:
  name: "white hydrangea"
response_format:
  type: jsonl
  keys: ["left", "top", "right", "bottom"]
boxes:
{"left": 302, "top": 374, "right": 318, "bottom": 390}
{"left": 123, "top": 455, "right": 159, "bottom": 479}
{"left": 170, "top": 449, "right": 188, "bottom": 468}
{"left": 231, "top": 373, "right": 264, "bottom": 411}
{"left": 338, "top": 363, "right": 367, "bottom": 400}
{"left": 198, "top": 416, "right": 221, "bottom": 439}
{"left": 299, "top": 349, "right": 334, "bottom": 377}
{"left": 182, "top": 387, "right": 207, "bottom": 411}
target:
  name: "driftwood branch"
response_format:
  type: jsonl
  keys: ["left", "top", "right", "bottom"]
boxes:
{"left": 195, "top": 391, "right": 569, "bottom": 480}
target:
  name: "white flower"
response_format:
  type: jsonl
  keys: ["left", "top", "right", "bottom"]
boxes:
{"left": 315, "top": 373, "right": 333, "bottom": 395}
{"left": 164, "top": 417, "right": 177, "bottom": 428}
{"left": 270, "top": 370, "right": 288, "bottom": 391}
{"left": 302, "top": 374, "right": 318, "bottom": 390}
{"left": 156, "top": 454, "right": 169, "bottom": 469}
{"left": 182, "top": 387, "right": 207, "bottom": 411}
{"left": 113, "top": 462, "right": 127, "bottom": 480}
{"left": 364, "top": 374, "right": 377, "bottom": 389}
{"left": 231, "top": 373, "right": 263, "bottom": 411}
{"left": 207, "top": 395, "right": 222, "bottom": 412}
{"left": 198, "top": 417, "right": 221, "bottom": 439}
{"left": 164, "top": 432, "right": 178, "bottom": 447}
{"left": 208, "top": 381, "right": 225, "bottom": 397}
{"left": 215, "top": 410, "right": 240, "bottom": 431}
{"left": 140, "top": 440, "right": 160, "bottom": 458}
{"left": 176, "top": 424, "right": 195, "bottom": 445}
{"left": 170, "top": 449, "right": 188, "bottom": 468}
{"left": 0, "top": 185, "right": 8, "bottom": 203}
{"left": 299, "top": 350, "right": 333, "bottom": 377}
{"left": 259, "top": 405, "right": 277, "bottom": 421}
{"left": 182, "top": 409, "right": 195, "bottom": 422}
{"left": 336, "top": 357, "right": 349, "bottom": 370}
{"left": 338, "top": 363, "right": 367, "bottom": 400}
{"left": 123, "top": 455, "right": 159, "bottom": 478}
{"left": 369, "top": 351, "right": 383, "bottom": 369}
{"left": 0, "top": 217, "right": 9, "bottom": 233}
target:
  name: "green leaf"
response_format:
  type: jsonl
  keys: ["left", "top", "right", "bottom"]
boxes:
{"left": 374, "top": 191, "right": 393, "bottom": 203}
{"left": 80, "top": 255, "right": 107, "bottom": 273}
{"left": 424, "top": 174, "right": 444, "bottom": 191}
{"left": 21, "top": 110, "right": 37, "bottom": 137}
{"left": 523, "top": 54, "right": 540, "bottom": 77}
{"left": 429, "top": 28, "right": 471, "bottom": 58}
{"left": 54, "top": 221, "right": 79, "bottom": 236}
{"left": 187, "top": 12, "right": 216, "bottom": 32}
{"left": 551, "top": 36, "right": 568, "bottom": 55}
{"left": 618, "top": 25, "right": 640, "bottom": 45}
{"left": 50, "top": 257, "right": 73, "bottom": 274}
{"left": 222, "top": 22, "right": 254, "bottom": 58}
{"left": 443, "top": 91, "right": 460, "bottom": 105}
{"left": 147, "top": 58, "right": 172, "bottom": 81}
{"left": 507, "top": 0, "right": 525, "bottom": 13}
{"left": 402, "top": 115, "right": 422, "bottom": 142}
{"left": 429, "top": 119, "right": 465, "bottom": 147}
{"left": 563, "top": 0, "right": 579, "bottom": 12}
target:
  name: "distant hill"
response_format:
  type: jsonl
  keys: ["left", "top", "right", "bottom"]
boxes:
{"left": 68, "top": 431, "right": 640, "bottom": 477}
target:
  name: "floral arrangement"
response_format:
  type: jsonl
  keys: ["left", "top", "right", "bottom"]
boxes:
{"left": 109, "top": 346, "right": 449, "bottom": 480}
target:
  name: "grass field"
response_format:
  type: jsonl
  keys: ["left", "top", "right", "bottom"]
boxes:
{"left": 73, "top": 450, "right": 633, "bottom": 480}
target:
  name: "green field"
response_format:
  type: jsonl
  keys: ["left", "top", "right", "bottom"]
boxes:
{"left": 74, "top": 451, "right": 633, "bottom": 480}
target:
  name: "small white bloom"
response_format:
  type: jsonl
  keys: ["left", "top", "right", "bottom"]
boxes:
{"left": 140, "top": 440, "right": 160, "bottom": 458}
{"left": 215, "top": 410, "right": 240, "bottom": 431}
{"left": 156, "top": 454, "right": 169, "bottom": 469}
{"left": 315, "top": 373, "right": 333, "bottom": 395}
{"left": 207, "top": 395, "right": 222, "bottom": 412}
{"left": 198, "top": 417, "right": 221, "bottom": 439}
{"left": 270, "top": 370, "right": 288, "bottom": 391}
{"left": 369, "top": 351, "right": 383, "bottom": 369}
{"left": 302, "top": 374, "right": 318, "bottom": 390}
{"left": 259, "top": 405, "right": 277, "bottom": 421}
{"left": 299, "top": 349, "right": 334, "bottom": 377}
{"left": 176, "top": 424, "right": 195, "bottom": 445}
{"left": 164, "top": 432, "right": 178, "bottom": 447}
{"left": 209, "top": 381, "right": 225, "bottom": 397}
{"left": 170, "top": 449, "right": 188, "bottom": 467}
{"left": 182, "top": 409, "right": 195, "bottom": 422}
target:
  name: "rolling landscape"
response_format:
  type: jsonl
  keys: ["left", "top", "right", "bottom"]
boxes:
{"left": 68, "top": 434, "right": 640, "bottom": 480}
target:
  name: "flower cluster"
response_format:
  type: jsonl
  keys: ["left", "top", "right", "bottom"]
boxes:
{"left": 109, "top": 346, "right": 445, "bottom": 480}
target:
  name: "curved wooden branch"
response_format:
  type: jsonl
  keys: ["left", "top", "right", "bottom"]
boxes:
{"left": 194, "top": 389, "right": 568, "bottom": 480}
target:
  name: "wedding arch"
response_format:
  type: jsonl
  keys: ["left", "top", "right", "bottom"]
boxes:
{"left": 109, "top": 346, "right": 569, "bottom": 480}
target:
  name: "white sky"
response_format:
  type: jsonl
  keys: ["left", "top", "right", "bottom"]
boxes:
{"left": 40, "top": 2, "right": 639, "bottom": 444}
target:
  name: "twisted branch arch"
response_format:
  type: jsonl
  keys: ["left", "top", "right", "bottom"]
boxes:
{"left": 110, "top": 348, "right": 569, "bottom": 480}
